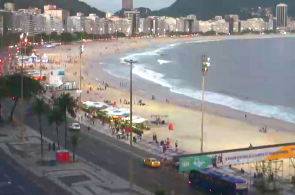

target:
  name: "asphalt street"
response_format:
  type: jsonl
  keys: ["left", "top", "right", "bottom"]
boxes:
{"left": 0, "top": 147, "right": 72, "bottom": 195}
{"left": 2, "top": 99, "right": 201, "bottom": 195}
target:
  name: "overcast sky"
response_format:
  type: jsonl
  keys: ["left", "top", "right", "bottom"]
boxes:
{"left": 80, "top": 0, "right": 176, "bottom": 12}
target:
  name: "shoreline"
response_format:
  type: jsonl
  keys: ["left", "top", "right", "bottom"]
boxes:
{"left": 39, "top": 34, "right": 295, "bottom": 154}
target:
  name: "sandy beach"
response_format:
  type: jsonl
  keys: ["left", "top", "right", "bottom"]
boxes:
{"left": 38, "top": 34, "right": 295, "bottom": 154}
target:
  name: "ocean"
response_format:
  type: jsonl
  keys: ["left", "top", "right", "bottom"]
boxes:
{"left": 88, "top": 36, "right": 295, "bottom": 124}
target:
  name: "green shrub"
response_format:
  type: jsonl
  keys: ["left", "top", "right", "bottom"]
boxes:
{"left": 154, "top": 188, "right": 166, "bottom": 195}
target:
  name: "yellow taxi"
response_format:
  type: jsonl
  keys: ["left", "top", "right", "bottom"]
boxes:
{"left": 143, "top": 158, "right": 161, "bottom": 167}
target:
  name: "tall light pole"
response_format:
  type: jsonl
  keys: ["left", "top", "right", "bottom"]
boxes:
{"left": 124, "top": 59, "right": 137, "bottom": 195}
{"left": 201, "top": 55, "right": 210, "bottom": 153}
{"left": 20, "top": 33, "right": 25, "bottom": 140}
{"left": 20, "top": 33, "right": 24, "bottom": 99}
{"left": 79, "top": 44, "right": 84, "bottom": 102}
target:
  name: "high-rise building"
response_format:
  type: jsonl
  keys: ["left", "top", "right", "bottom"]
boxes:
{"left": 276, "top": 3, "right": 288, "bottom": 28}
{"left": 87, "top": 14, "right": 101, "bottom": 34}
{"left": 122, "top": 0, "right": 133, "bottom": 10}
{"left": 124, "top": 10, "right": 139, "bottom": 35}
{"left": 68, "top": 13, "right": 86, "bottom": 32}
{"left": 44, "top": 5, "right": 69, "bottom": 33}
{"left": 85, "top": 18, "right": 94, "bottom": 34}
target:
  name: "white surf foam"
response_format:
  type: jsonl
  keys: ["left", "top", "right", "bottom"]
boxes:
{"left": 158, "top": 60, "right": 171, "bottom": 65}
{"left": 120, "top": 44, "right": 178, "bottom": 64}
{"left": 132, "top": 66, "right": 295, "bottom": 124}
{"left": 132, "top": 66, "right": 172, "bottom": 88}
{"left": 103, "top": 69, "right": 130, "bottom": 80}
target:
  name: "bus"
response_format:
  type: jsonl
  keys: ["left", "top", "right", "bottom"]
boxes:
{"left": 189, "top": 168, "right": 248, "bottom": 195}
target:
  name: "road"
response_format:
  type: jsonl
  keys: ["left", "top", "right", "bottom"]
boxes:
{"left": 2, "top": 99, "right": 200, "bottom": 195}
{"left": 0, "top": 147, "right": 72, "bottom": 195}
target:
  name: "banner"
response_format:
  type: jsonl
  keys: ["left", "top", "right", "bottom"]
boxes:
{"left": 179, "top": 144, "right": 295, "bottom": 172}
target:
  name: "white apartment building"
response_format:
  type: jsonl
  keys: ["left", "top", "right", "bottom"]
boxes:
{"left": 68, "top": 13, "right": 86, "bottom": 32}
{"left": 87, "top": 14, "right": 100, "bottom": 34}
{"left": 139, "top": 18, "right": 150, "bottom": 34}
{"left": 44, "top": 5, "right": 69, "bottom": 33}
{"left": 290, "top": 20, "right": 295, "bottom": 31}
{"left": 192, "top": 20, "right": 199, "bottom": 32}
{"left": 110, "top": 17, "right": 131, "bottom": 35}
{"left": 198, "top": 21, "right": 212, "bottom": 32}
{"left": 85, "top": 18, "right": 94, "bottom": 34}
{"left": 211, "top": 19, "right": 229, "bottom": 33}
{"left": 248, "top": 18, "right": 267, "bottom": 31}
{"left": 175, "top": 18, "right": 187, "bottom": 32}
{"left": 187, "top": 14, "right": 197, "bottom": 20}
{"left": 44, "top": 14, "right": 62, "bottom": 35}
{"left": 11, "top": 11, "right": 45, "bottom": 35}
{"left": 164, "top": 17, "right": 176, "bottom": 32}
{"left": 0, "top": 14, "right": 3, "bottom": 35}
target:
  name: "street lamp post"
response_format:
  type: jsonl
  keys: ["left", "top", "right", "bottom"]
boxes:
{"left": 79, "top": 44, "right": 84, "bottom": 102}
{"left": 20, "top": 33, "right": 24, "bottom": 99}
{"left": 20, "top": 33, "right": 25, "bottom": 140}
{"left": 201, "top": 55, "right": 210, "bottom": 153}
{"left": 124, "top": 59, "right": 138, "bottom": 195}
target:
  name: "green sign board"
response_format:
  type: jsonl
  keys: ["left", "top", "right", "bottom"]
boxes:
{"left": 179, "top": 155, "right": 212, "bottom": 172}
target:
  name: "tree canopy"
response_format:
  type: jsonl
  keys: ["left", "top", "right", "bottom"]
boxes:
{"left": 5, "top": 74, "right": 42, "bottom": 99}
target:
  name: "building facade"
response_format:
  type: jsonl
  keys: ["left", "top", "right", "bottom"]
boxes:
{"left": 44, "top": 5, "right": 69, "bottom": 33}
{"left": 122, "top": 0, "right": 133, "bottom": 10}
{"left": 276, "top": 3, "right": 288, "bottom": 28}
{"left": 124, "top": 10, "right": 140, "bottom": 35}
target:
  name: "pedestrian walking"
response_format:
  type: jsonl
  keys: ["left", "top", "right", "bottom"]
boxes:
{"left": 87, "top": 126, "right": 90, "bottom": 131}
{"left": 163, "top": 145, "right": 166, "bottom": 153}
{"left": 92, "top": 120, "right": 95, "bottom": 125}
{"left": 175, "top": 140, "right": 178, "bottom": 152}
{"left": 53, "top": 142, "right": 56, "bottom": 151}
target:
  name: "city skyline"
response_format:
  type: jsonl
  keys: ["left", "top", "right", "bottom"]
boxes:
{"left": 80, "top": 0, "right": 175, "bottom": 12}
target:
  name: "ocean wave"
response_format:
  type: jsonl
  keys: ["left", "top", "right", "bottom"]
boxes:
{"left": 120, "top": 44, "right": 178, "bottom": 64}
{"left": 132, "top": 66, "right": 295, "bottom": 124}
{"left": 133, "top": 66, "right": 172, "bottom": 88}
{"left": 103, "top": 69, "right": 130, "bottom": 80}
{"left": 158, "top": 60, "right": 172, "bottom": 65}
{"left": 171, "top": 88, "right": 295, "bottom": 123}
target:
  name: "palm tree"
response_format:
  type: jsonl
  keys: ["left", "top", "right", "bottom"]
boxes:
{"left": 47, "top": 106, "right": 64, "bottom": 149}
{"left": 58, "top": 93, "right": 76, "bottom": 149}
{"left": 31, "top": 97, "right": 48, "bottom": 158}
{"left": 71, "top": 133, "right": 80, "bottom": 162}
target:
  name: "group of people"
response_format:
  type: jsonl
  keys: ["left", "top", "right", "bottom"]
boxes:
{"left": 152, "top": 133, "right": 179, "bottom": 152}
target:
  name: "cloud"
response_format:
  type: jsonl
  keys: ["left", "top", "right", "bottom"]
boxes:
{"left": 80, "top": 0, "right": 175, "bottom": 12}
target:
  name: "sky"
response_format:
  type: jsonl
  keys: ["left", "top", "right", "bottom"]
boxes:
{"left": 80, "top": 0, "right": 176, "bottom": 12}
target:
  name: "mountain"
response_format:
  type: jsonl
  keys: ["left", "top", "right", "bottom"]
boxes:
{"left": 152, "top": 0, "right": 295, "bottom": 20}
{"left": 1, "top": 0, "right": 105, "bottom": 17}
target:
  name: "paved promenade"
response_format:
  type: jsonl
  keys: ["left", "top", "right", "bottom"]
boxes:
{"left": 0, "top": 124, "right": 151, "bottom": 195}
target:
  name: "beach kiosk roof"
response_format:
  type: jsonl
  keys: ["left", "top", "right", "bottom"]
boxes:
{"left": 132, "top": 118, "right": 148, "bottom": 124}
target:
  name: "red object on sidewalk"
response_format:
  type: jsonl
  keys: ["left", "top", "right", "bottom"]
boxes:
{"left": 56, "top": 150, "right": 70, "bottom": 163}
{"left": 168, "top": 123, "right": 173, "bottom": 130}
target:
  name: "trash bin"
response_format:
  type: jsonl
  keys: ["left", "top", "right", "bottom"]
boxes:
{"left": 56, "top": 150, "right": 70, "bottom": 163}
